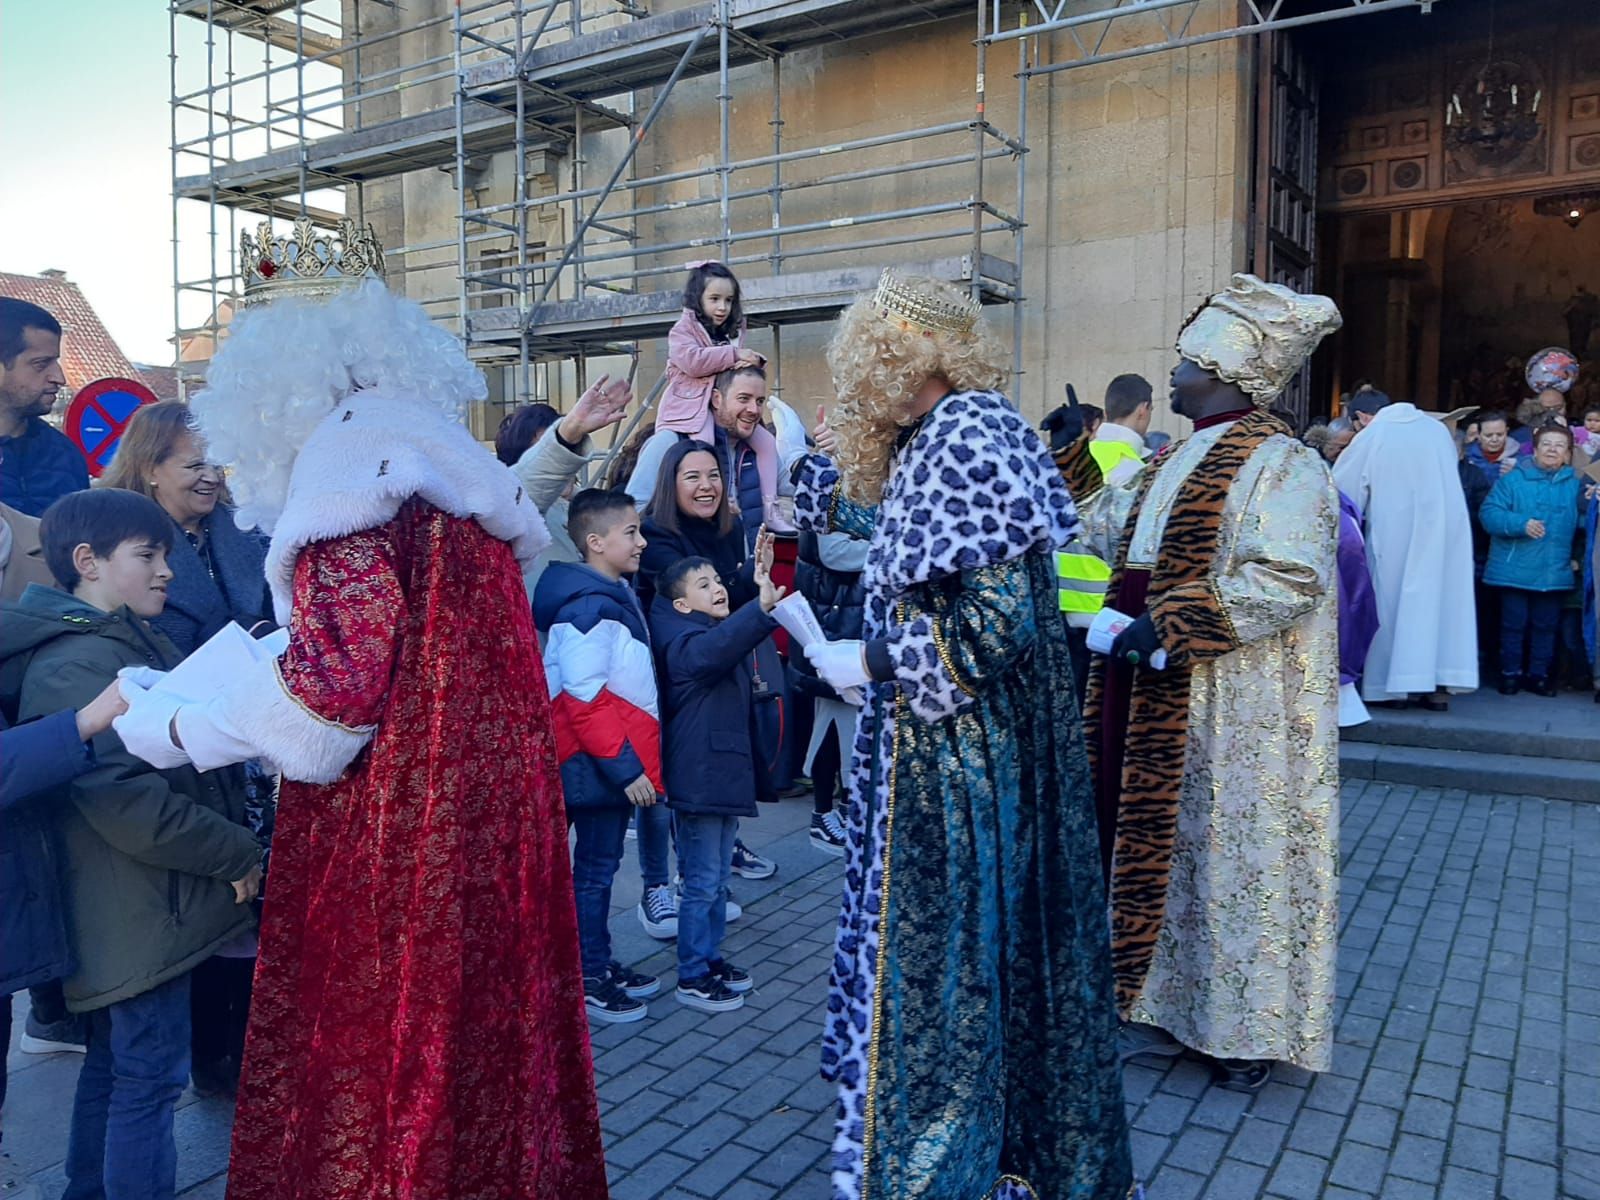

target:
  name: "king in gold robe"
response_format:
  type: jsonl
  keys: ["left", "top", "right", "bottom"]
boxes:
{"left": 1060, "top": 274, "right": 1344, "bottom": 1081}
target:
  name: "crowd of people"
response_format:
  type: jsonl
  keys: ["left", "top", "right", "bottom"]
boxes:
{"left": 0, "top": 235, "right": 1595, "bottom": 1200}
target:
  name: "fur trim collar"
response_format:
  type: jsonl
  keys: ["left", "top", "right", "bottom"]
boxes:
{"left": 864, "top": 389, "right": 1078, "bottom": 599}
{"left": 264, "top": 389, "right": 550, "bottom": 622}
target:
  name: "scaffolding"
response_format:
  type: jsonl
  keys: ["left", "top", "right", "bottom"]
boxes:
{"left": 169, "top": 0, "right": 1030, "bottom": 444}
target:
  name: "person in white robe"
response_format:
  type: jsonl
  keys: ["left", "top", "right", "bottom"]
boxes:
{"left": 1333, "top": 393, "right": 1478, "bottom": 708}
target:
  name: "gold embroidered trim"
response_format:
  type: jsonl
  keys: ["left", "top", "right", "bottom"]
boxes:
{"left": 273, "top": 658, "right": 377, "bottom": 737}
{"left": 1207, "top": 575, "right": 1241, "bottom": 645}
{"left": 983, "top": 1174, "right": 1040, "bottom": 1200}
{"left": 930, "top": 620, "right": 977, "bottom": 697}
{"left": 828, "top": 485, "right": 844, "bottom": 533}
{"left": 859, "top": 624, "right": 906, "bottom": 1199}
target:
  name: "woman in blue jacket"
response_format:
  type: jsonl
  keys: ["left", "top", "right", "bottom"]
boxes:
{"left": 1480, "top": 423, "right": 1587, "bottom": 694}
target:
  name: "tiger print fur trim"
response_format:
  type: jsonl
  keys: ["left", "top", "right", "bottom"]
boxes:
{"left": 1087, "top": 409, "right": 1291, "bottom": 1011}
{"left": 1051, "top": 434, "right": 1104, "bottom": 509}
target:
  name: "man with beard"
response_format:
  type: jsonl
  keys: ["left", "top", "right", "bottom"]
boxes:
{"left": 112, "top": 219, "right": 613, "bottom": 1199}
{"left": 0, "top": 299, "right": 85, "bottom": 516}
{"left": 1057, "top": 273, "right": 1344, "bottom": 1091}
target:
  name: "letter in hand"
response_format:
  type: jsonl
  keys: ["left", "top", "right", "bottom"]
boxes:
{"left": 804, "top": 640, "right": 872, "bottom": 691}
{"left": 559, "top": 373, "right": 633, "bottom": 443}
{"left": 754, "top": 527, "right": 787, "bottom": 611}
{"left": 231, "top": 862, "right": 264, "bottom": 905}
{"left": 112, "top": 673, "right": 192, "bottom": 769}
{"left": 1525, "top": 518, "right": 1546, "bottom": 540}
{"left": 624, "top": 773, "right": 657, "bottom": 807}
{"left": 76, "top": 678, "right": 130, "bottom": 742}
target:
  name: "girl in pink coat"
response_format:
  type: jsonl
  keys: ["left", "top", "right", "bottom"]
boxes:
{"left": 659, "top": 262, "right": 788, "bottom": 529}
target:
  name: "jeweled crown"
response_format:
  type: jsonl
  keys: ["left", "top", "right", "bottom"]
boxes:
{"left": 872, "top": 270, "right": 982, "bottom": 335}
{"left": 239, "top": 216, "right": 387, "bottom": 305}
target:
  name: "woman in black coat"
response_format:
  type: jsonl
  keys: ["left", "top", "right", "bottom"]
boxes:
{"left": 638, "top": 439, "right": 755, "bottom": 614}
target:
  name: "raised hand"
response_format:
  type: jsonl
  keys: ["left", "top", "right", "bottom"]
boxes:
{"left": 812, "top": 404, "right": 839, "bottom": 457}
{"left": 754, "top": 527, "right": 787, "bottom": 611}
{"left": 558, "top": 373, "right": 632, "bottom": 443}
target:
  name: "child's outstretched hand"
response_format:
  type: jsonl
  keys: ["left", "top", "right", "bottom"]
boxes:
{"left": 754, "top": 527, "right": 787, "bottom": 611}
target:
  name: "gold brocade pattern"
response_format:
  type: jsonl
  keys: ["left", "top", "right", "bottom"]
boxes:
{"left": 1122, "top": 436, "right": 1341, "bottom": 1071}
{"left": 859, "top": 663, "right": 905, "bottom": 1200}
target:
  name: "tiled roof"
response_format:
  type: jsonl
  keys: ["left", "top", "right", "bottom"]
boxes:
{"left": 0, "top": 270, "right": 144, "bottom": 396}
{"left": 133, "top": 363, "right": 189, "bottom": 402}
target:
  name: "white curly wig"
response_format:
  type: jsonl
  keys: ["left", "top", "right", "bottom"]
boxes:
{"left": 192, "top": 280, "right": 487, "bottom": 533}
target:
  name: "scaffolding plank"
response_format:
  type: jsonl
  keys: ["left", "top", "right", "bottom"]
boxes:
{"left": 181, "top": 0, "right": 977, "bottom": 207}
{"left": 466, "top": 254, "right": 1018, "bottom": 357}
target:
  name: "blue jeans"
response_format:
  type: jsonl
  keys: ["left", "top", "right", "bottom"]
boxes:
{"left": 1498, "top": 587, "right": 1561, "bottom": 680}
{"left": 570, "top": 806, "right": 632, "bottom": 978}
{"left": 65, "top": 973, "right": 192, "bottom": 1200}
{"left": 635, "top": 801, "right": 673, "bottom": 889}
{"left": 675, "top": 812, "right": 738, "bottom": 981}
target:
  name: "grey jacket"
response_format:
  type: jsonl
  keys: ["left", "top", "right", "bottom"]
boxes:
{"left": 2, "top": 585, "right": 260, "bottom": 1011}
{"left": 512, "top": 427, "right": 589, "bottom": 596}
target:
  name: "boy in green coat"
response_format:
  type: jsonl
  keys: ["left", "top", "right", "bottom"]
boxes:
{"left": 0, "top": 488, "right": 261, "bottom": 1200}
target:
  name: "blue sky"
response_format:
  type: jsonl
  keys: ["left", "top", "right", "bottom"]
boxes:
{"left": 2, "top": 4, "right": 185, "bottom": 363}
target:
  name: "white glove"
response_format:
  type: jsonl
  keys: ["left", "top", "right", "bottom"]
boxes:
{"left": 805, "top": 640, "right": 872, "bottom": 692}
{"left": 175, "top": 698, "right": 262, "bottom": 774}
{"left": 768, "top": 396, "right": 810, "bottom": 472}
{"left": 113, "top": 682, "right": 192, "bottom": 770}
{"left": 118, "top": 665, "right": 167, "bottom": 691}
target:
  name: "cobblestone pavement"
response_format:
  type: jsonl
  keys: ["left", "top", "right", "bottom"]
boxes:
{"left": 6, "top": 781, "right": 1597, "bottom": 1199}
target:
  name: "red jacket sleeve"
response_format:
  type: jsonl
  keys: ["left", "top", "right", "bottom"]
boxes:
{"left": 277, "top": 525, "right": 406, "bottom": 730}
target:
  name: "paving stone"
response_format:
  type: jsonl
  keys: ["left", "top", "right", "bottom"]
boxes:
{"left": 677, "top": 1144, "right": 766, "bottom": 1197}
{"left": 1344, "top": 1102, "right": 1398, "bottom": 1148}
{"left": 1199, "top": 1159, "right": 1267, "bottom": 1200}
{"left": 1398, "top": 1094, "right": 1452, "bottom": 1139}
{"left": 1328, "top": 1142, "right": 1390, "bottom": 1192}
{"left": 1500, "top": 1156, "right": 1559, "bottom": 1200}
{"left": 1388, "top": 1133, "right": 1445, "bottom": 1183}
{"left": 1227, "top": 1116, "right": 1288, "bottom": 1166}
{"left": 1187, "top": 1086, "right": 1253, "bottom": 1133}
{"left": 609, "top": 1151, "right": 697, "bottom": 1200}
{"left": 1284, "top": 1107, "right": 1344, "bottom": 1157}
{"left": 1304, "top": 1073, "right": 1359, "bottom": 1116}
{"left": 1503, "top": 1113, "right": 1557, "bottom": 1162}
{"left": 1439, "top": 1165, "right": 1497, "bottom": 1200}
{"left": 1267, "top": 1149, "right": 1332, "bottom": 1200}
{"left": 1148, "top": 1165, "right": 1206, "bottom": 1200}
{"left": 743, "top": 1136, "right": 828, "bottom": 1190}
{"left": 1161, "top": 1127, "right": 1227, "bottom": 1175}
{"left": 1131, "top": 1091, "right": 1194, "bottom": 1136}
{"left": 1445, "top": 1126, "right": 1502, "bottom": 1175}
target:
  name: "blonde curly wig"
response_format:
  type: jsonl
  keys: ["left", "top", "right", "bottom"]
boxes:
{"left": 825, "top": 275, "right": 1009, "bottom": 501}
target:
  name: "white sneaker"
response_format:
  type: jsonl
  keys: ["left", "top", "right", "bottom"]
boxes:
{"left": 809, "top": 811, "right": 847, "bottom": 856}
{"left": 637, "top": 884, "right": 678, "bottom": 939}
{"left": 673, "top": 876, "right": 742, "bottom": 923}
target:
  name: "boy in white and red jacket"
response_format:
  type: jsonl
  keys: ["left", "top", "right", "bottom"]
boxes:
{"left": 532, "top": 488, "right": 664, "bottom": 1024}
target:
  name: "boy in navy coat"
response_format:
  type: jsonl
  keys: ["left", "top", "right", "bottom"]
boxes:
{"left": 648, "top": 534, "right": 783, "bottom": 1013}
{"left": 533, "top": 489, "right": 664, "bottom": 1023}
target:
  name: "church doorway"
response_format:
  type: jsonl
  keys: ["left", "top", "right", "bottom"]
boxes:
{"left": 1293, "top": 0, "right": 1600, "bottom": 419}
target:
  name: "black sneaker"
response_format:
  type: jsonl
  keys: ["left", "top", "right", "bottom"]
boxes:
{"left": 731, "top": 839, "right": 776, "bottom": 880}
{"left": 1527, "top": 677, "right": 1558, "bottom": 697}
{"left": 190, "top": 1056, "right": 240, "bottom": 1100}
{"left": 607, "top": 961, "right": 661, "bottom": 1000}
{"left": 584, "top": 974, "right": 647, "bottom": 1024}
{"left": 1498, "top": 674, "right": 1521, "bottom": 696}
{"left": 637, "top": 883, "right": 678, "bottom": 939}
{"left": 20, "top": 1012, "right": 86, "bottom": 1055}
{"left": 809, "top": 811, "right": 847, "bottom": 856}
{"left": 676, "top": 973, "right": 745, "bottom": 1013}
{"left": 709, "top": 959, "right": 754, "bottom": 994}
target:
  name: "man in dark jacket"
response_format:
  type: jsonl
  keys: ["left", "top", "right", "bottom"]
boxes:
{"left": 649, "top": 545, "right": 783, "bottom": 1015}
{"left": 0, "top": 299, "right": 87, "bottom": 516}
{"left": 3, "top": 488, "right": 261, "bottom": 1200}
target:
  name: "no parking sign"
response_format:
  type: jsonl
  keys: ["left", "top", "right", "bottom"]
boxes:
{"left": 65, "top": 377, "right": 159, "bottom": 477}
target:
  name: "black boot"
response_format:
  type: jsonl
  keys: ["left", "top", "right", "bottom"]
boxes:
{"left": 1527, "top": 676, "right": 1558, "bottom": 697}
{"left": 1498, "top": 673, "right": 1520, "bottom": 696}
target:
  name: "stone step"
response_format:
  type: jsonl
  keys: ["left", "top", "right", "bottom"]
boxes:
{"left": 1340, "top": 690, "right": 1599, "bottom": 763}
{"left": 1339, "top": 742, "right": 1599, "bottom": 805}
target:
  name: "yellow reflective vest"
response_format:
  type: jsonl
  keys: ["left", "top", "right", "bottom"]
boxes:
{"left": 1056, "top": 537, "right": 1111, "bottom": 628}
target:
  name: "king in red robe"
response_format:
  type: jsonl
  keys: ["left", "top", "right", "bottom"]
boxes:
{"left": 114, "top": 268, "right": 610, "bottom": 1199}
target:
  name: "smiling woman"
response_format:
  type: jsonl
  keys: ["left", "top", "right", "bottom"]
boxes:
{"left": 99, "top": 401, "right": 273, "bottom": 657}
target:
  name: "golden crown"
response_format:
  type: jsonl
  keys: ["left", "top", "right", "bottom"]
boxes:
{"left": 872, "top": 270, "right": 982, "bottom": 336}
{"left": 238, "top": 216, "right": 387, "bottom": 305}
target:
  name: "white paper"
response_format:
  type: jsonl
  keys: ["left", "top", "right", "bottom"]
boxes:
{"left": 149, "top": 622, "right": 285, "bottom": 706}
{"left": 773, "top": 593, "right": 866, "bottom": 706}
{"left": 1085, "top": 605, "right": 1168, "bottom": 670}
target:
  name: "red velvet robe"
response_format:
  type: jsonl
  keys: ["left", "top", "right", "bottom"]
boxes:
{"left": 228, "top": 498, "right": 606, "bottom": 1200}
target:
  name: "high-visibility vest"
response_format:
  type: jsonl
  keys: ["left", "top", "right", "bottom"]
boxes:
{"left": 1056, "top": 537, "right": 1111, "bottom": 628}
